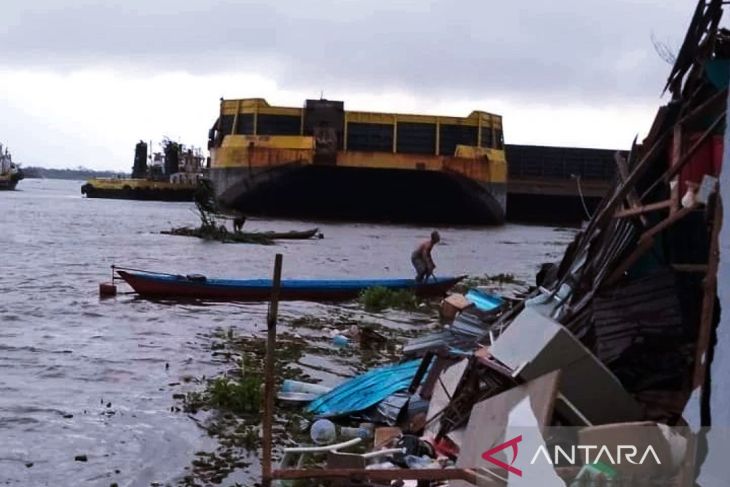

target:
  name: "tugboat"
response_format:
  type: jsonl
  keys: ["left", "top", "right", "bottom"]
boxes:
{"left": 0, "top": 143, "right": 24, "bottom": 190}
{"left": 81, "top": 139, "right": 205, "bottom": 201}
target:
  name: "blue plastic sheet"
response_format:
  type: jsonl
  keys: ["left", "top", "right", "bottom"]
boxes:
{"left": 465, "top": 288, "right": 503, "bottom": 312}
{"left": 307, "top": 360, "right": 423, "bottom": 417}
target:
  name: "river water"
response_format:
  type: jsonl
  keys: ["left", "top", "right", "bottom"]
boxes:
{"left": 0, "top": 179, "right": 574, "bottom": 486}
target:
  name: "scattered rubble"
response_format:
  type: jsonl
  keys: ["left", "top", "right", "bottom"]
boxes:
{"left": 260, "top": 1, "right": 729, "bottom": 485}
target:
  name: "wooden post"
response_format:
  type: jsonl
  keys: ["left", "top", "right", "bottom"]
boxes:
{"left": 262, "top": 253, "right": 283, "bottom": 487}
{"left": 614, "top": 149, "right": 649, "bottom": 226}
{"left": 693, "top": 198, "right": 723, "bottom": 390}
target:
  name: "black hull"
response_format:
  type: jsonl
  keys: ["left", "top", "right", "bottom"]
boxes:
{"left": 0, "top": 173, "right": 22, "bottom": 190}
{"left": 0, "top": 181, "right": 18, "bottom": 190}
{"left": 211, "top": 165, "right": 506, "bottom": 225}
{"left": 507, "top": 193, "right": 604, "bottom": 225}
{"left": 81, "top": 184, "right": 194, "bottom": 202}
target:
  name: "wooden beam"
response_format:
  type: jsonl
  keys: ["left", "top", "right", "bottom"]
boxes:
{"left": 615, "top": 148, "right": 648, "bottom": 225}
{"left": 272, "top": 467, "right": 483, "bottom": 484}
{"left": 606, "top": 205, "right": 698, "bottom": 285}
{"left": 692, "top": 197, "right": 723, "bottom": 389}
{"left": 573, "top": 122, "right": 673, "bottom": 256}
{"left": 639, "top": 204, "right": 698, "bottom": 245}
{"left": 614, "top": 199, "right": 672, "bottom": 218}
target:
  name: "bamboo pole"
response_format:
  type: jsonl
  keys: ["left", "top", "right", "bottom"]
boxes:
{"left": 262, "top": 253, "right": 283, "bottom": 487}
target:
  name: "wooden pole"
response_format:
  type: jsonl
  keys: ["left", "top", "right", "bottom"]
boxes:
{"left": 262, "top": 253, "right": 283, "bottom": 487}
{"left": 272, "top": 467, "right": 482, "bottom": 484}
{"left": 693, "top": 198, "right": 723, "bottom": 389}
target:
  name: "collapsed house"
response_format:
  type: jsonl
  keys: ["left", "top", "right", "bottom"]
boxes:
{"left": 264, "top": 1, "right": 730, "bottom": 485}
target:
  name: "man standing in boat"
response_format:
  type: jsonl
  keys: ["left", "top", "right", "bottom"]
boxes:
{"left": 411, "top": 231, "right": 440, "bottom": 282}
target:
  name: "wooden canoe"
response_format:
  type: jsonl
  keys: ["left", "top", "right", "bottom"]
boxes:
{"left": 116, "top": 269, "right": 464, "bottom": 302}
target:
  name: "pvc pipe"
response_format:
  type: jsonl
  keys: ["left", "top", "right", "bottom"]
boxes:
{"left": 283, "top": 437, "right": 362, "bottom": 454}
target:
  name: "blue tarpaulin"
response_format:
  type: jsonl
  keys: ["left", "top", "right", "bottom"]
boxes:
{"left": 306, "top": 360, "right": 423, "bottom": 417}
{"left": 465, "top": 288, "right": 503, "bottom": 312}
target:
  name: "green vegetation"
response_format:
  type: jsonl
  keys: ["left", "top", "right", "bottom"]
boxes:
{"left": 163, "top": 179, "right": 275, "bottom": 244}
{"left": 174, "top": 301, "right": 444, "bottom": 485}
{"left": 186, "top": 375, "right": 262, "bottom": 415}
{"left": 176, "top": 330, "right": 312, "bottom": 487}
{"left": 22, "top": 166, "right": 127, "bottom": 180}
{"left": 359, "top": 286, "right": 419, "bottom": 312}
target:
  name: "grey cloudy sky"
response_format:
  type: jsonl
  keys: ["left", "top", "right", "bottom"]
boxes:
{"left": 0, "top": 0, "right": 700, "bottom": 170}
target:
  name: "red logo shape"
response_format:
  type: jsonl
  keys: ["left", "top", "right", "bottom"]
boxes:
{"left": 481, "top": 435, "right": 523, "bottom": 477}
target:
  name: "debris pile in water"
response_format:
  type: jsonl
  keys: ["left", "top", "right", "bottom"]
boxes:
{"left": 247, "top": 2, "right": 729, "bottom": 485}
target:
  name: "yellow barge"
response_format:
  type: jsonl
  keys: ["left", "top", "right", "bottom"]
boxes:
{"left": 208, "top": 98, "right": 507, "bottom": 224}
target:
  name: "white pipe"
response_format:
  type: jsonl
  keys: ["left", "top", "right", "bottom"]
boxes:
{"left": 361, "top": 448, "right": 406, "bottom": 459}
{"left": 283, "top": 437, "right": 362, "bottom": 453}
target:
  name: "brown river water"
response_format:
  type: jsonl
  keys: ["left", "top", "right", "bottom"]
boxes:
{"left": 0, "top": 179, "right": 575, "bottom": 486}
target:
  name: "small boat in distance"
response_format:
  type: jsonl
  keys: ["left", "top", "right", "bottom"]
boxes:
{"left": 81, "top": 139, "right": 205, "bottom": 201}
{"left": 115, "top": 268, "right": 464, "bottom": 302}
{"left": 0, "top": 143, "right": 24, "bottom": 190}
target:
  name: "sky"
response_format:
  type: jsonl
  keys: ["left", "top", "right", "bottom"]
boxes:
{"left": 0, "top": 0, "right": 701, "bottom": 171}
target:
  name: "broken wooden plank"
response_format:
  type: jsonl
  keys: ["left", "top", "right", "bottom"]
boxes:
{"left": 606, "top": 205, "right": 698, "bottom": 285}
{"left": 615, "top": 147, "right": 649, "bottom": 225}
{"left": 614, "top": 200, "right": 672, "bottom": 218}
{"left": 638, "top": 204, "right": 698, "bottom": 245}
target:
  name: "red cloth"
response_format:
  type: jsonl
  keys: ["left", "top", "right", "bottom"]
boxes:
{"left": 673, "top": 134, "right": 723, "bottom": 195}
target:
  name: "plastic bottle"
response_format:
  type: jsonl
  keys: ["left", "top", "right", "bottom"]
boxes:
{"left": 332, "top": 335, "right": 349, "bottom": 347}
{"left": 310, "top": 419, "right": 336, "bottom": 445}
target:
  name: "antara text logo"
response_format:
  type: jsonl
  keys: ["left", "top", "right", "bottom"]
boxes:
{"left": 481, "top": 435, "right": 662, "bottom": 477}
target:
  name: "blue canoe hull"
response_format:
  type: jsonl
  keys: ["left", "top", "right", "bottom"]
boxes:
{"left": 117, "top": 270, "right": 465, "bottom": 302}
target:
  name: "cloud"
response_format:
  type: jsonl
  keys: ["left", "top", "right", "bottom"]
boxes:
{"left": 0, "top": 1, "right": 701, "bottom": 169}
{"left": 2, "top": 0, "right": 691, "bottom": 103}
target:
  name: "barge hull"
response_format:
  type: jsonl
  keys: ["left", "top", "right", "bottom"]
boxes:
{"left": 211, "top": 165, "right": 506, "bottom": 225}
{"left": 0, "top": 180, "right": 19, "bottom": 190}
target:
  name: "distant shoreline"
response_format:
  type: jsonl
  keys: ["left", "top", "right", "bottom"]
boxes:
{"left": 21, "top": 167, "right": 129, "bottom": 180}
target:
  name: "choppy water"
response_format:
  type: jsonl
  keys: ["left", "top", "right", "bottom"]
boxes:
{"left": 0, "top": 179, "right": 573, "bottom": 486}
